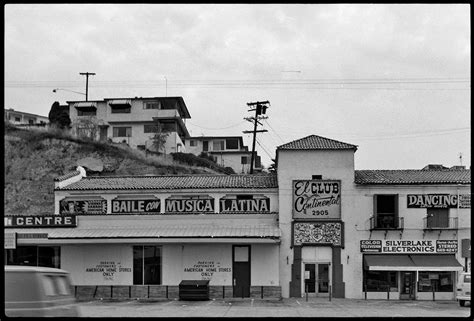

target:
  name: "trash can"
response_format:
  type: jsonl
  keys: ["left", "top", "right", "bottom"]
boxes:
{"left": 179, "top": 280, "right": 210, "bottom": 301}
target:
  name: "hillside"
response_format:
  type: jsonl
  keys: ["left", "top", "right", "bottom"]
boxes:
{"left": 4, "top": 124, "right": 229, "bottom": 216}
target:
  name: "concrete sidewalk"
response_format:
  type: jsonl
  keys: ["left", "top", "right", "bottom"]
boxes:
{"left": 77, "top": 297, "right": 472, "bottom": 318}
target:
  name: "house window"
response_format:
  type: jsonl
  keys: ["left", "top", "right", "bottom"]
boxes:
{"left": 144, "top": 101, "right": 160, "bottom": 109}
{"left": 113, "top": 127, "right": 132, "bottom": 137}
{"left": 226, "top": 139, "right": 239, "bottom": 150}
{"left": 190, "top": 140, "right": 197, "bottom": 147}
{"left": 374, "top": 195, "right": 399, "bottom": 228}
{"left": 426, "top": 208, "right": 449, "bottom": 228}
{"left": 418, "top": 271, "right": 453, "bottom": 292}
{"left": 144, "top": 124, "right": 159, "bottom": 133}
{"left": 241, "top": 156, "right": 248, "bottom": 164}
{"left": 110, "top": 106, "right": 131, "bottom": 113}
{"left": 363, "top": 270, "right": 398, "bottom": 292}
{"left": 14, "top": 116, "right": 21, "bottom": 122}
{"left": 213, "top": 141, "right": 225, "bottom": 151}
{"left": 203, "top": 141, "right": 209, "bottom": 152}
{"left": 77, "top": 108, "right": 96, "bottom": 116}
{"left": 133, "top": 246, "right": 162, "bottom": 285}
{"left": 28, "top": 119, "right": 34, "bottom": 124}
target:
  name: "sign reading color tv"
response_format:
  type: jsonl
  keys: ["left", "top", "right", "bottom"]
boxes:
{"left": 293, "top": 180, "right": 341, "bottom": 219}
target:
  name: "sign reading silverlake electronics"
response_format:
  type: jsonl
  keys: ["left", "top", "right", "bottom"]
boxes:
{"left": 360, "top": 239, "right": 458, "bottom": 253}
{"left": 112, "top": 199, "right": 160, "bottom": 213}
{"left": 293, "top": 180, "right": 341, "bottom": 219}
{"left": 407, "top": 194, "right": 471, "bottom": 208}
{"left": 165, "top": 197, "right": 214, "bottom": 213}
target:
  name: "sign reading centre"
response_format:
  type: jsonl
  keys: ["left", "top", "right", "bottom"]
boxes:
{"left": 360, "top": 239, "right": 458, "bottom": 254}
{"left": 293, "top": 180, "right": 341, "bottom": 219}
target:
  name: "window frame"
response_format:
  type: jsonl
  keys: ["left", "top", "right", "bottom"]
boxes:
{"left": 426, "top": 208, "right": 450, "bottom": 228}
{"left": 374, "top": 194, "right": 399, "bottom": 228}
{"left": 113, "top": 127, "right": 132, "bottom": 137}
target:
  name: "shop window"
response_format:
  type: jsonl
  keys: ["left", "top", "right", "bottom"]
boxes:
{"left": 363, "top": 270, "right": 398, "bottom": 292}
{"left": 426, "top": 208, "right": 449, "bottom": 228}
{"left": 418, "top": 271, "right": 453, "bottom": 292}
{"left": 226, "top": 138, "right": 239, "bottom": 150}
{"left": 133, "top": 246, "right": 162, "bottom": 285}
{"left": 5, "top": 246, "right": 60, "bottom": 268}
{"left": 374, "top": 195, "right": 399, "bottom": 228}
{"left": 113, "top": 127, "right": 131, "bottom": 137}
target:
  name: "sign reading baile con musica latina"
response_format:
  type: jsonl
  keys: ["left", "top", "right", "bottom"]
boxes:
{"left": 293, "top": 180, "right": 341, "bottom": 219}
{"left": 112, "top": 199, "right": 161, "bottom": 213}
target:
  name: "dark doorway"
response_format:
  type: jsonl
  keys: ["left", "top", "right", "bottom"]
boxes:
{"left": 400, "top": 271, "right": 416, "bottom": 300}
{"left": 233, "top": 245, "right": 250, "bottom": 298}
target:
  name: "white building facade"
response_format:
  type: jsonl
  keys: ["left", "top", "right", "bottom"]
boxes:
{"left": 4, "top": 134, "right": 470, "bottom": 301}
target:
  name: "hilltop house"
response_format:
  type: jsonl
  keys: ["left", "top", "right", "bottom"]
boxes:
{"left": 66, "top": 96, "right": 191, "bottom": 154}
{"left": 184, "top": 136, "right": 262, "bottom": 173}
{"left": 4, "top": 108, "right": 49, "bottom": 126}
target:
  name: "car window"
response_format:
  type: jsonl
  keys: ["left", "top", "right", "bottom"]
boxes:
{"left": 55, "top": 276, "right": 71, "bottom": 295}
{"left": 41, "top": 276, "right": 56, "bottom": 296}
{"left": 464, "top": 274, "right": 471, "bottom": 283}
{"left": 41, "top": 275, "right": 72, "bottom": 296}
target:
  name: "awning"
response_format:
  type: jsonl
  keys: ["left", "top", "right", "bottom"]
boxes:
{"left": 108, "top": 99, "right": 131, "bottom": 106}
{"left": 8, "top": 225, "right": 281, "bottom": 244}
{"left": 74, "top": 102, "right": 97, "bottom": 108}
{"left": 364, "top": 254, "right": 463, "bottom": 271}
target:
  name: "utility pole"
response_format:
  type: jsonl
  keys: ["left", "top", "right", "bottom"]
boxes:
{"left": 79, "top": 72, "right": 96, "bottom": 101}
{"left": 243, "top": 100, "right": 270, "bottom": 174}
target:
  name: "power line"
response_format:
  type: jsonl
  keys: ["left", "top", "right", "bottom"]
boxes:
{"left": 187, "top": 121, "right": 245, "bottom": 130}
{"left": 263, "top": 119, "right": 286, "bottom": 144}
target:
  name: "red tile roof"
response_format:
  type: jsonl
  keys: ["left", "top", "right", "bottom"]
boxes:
{"left": 355, "top": 169, "right": 471, "bottom": 185}
{"left": 277, "top": 135, "right": 358, "bottom": 151}
{"left": 56, "top": 174, "right": 278, "bottom": 191}
{"left": 54, "top": 171, "right": 80, "bottom": 182}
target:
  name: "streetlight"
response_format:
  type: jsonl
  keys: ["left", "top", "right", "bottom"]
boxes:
{"left": 52, "top": 88, "right": 87, "bottom": 97}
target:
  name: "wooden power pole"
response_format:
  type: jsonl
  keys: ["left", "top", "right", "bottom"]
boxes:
{"left": 243, "top": 101, "right": 270, "bottom": 174}
{"left": 79, "top": 72, "right": 96, "bottom": 101}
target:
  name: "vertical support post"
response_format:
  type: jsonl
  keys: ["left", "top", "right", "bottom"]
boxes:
{"left": 305, "top": 283, "right": 308, "bottom": 302}
{"left": 148, "top": 285, "right": 150, "bottom": 298}
{"left": 129, "top": 286, "right": 131, "bottom": 299}
{"left": 93, "top": 286, "right": 98, "bottom": 298}
{"left": 223, "top": 286, "right": 225, "bottom": 299}
{"left": 387, "top": 284, "right": 390, "bottom": 300}
{"left": 329, "top": 285, "right": 332, "bottom": 301}
{"left": 75, "top": 286, "right": 77, "bottom": 298}
{"left": 261, "top": 286, "right": 264, "bottom": 299}
{"left": 166, "top": 286, "right": 168, "bottom": 299}
{"left": 111, "top": 286, "right": 113, "bottom": 298}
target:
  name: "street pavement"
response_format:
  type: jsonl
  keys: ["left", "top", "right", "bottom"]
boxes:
{"left": 76, "top": 297, "right": 472, "bottom": 318}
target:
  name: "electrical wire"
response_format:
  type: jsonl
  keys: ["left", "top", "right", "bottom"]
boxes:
{"left": 187, "top": 121, "right": 245, "bottom": 130}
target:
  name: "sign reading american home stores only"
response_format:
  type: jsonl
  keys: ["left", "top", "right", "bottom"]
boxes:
{"left": 293, "top": 180, "right": 341, "bottom": 219}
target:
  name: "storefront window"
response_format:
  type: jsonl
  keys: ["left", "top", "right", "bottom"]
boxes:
{"left": 5, "top": 246, "right": 60, "bottom": 268}
{"left": 133, "top": 246, "right": 162, "bottom": 285}
{"left": 363, "top": 270, "right": 398, "bottom": 292}
{"left": 418, "top": 271, "right": 453, "bottom": 292}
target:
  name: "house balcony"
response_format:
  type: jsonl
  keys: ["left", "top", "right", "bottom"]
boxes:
{"left": 422, "top": 216, "right": 458, "bottom": 230}
{"left": 369, "top": 216, "right": 404, "bottom": 230}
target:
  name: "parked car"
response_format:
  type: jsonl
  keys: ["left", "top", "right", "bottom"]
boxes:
{"left": 456, "top": 272, "right": 471, "bottom": 307}
{"left": 4, "top": 265, "right": 80, "bottom": 317}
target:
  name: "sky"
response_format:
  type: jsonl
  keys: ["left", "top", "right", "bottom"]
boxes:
{"left": 4, "top": 4, "right": 471, "bottom": 170}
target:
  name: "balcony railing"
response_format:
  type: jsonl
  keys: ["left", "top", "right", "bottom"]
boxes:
{"left": 422, "top": 216, "right": 458, "bottom": 230}
{"left": 369, "top": 215, "right": 404, "bottom": 230}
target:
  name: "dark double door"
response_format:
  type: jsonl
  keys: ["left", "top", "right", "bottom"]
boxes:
{"left": 233, "top": 245, "right": 250, "bottom": 298}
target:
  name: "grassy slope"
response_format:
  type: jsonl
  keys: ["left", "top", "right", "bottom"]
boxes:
{"left": 4, "top": 125, "right": 222, "bottom": 215}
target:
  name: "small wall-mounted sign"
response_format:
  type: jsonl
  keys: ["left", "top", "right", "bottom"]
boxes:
{"left": 4, "top": 232, "right": 16, "bottom": 249}
{"left": 4, "top": 215, "right": 77, "bottom": 228}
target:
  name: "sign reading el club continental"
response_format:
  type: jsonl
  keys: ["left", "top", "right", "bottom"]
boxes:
{"left": 360, "top": 239, "right": 458, "bottom": 254}
{"left": 112, "top": 199, "right": 161, "bottom": 213}
{"left": 293, "top": 180, "right": 341, "bottom": 219}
